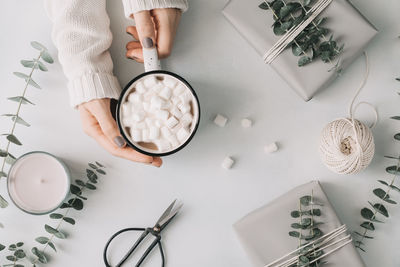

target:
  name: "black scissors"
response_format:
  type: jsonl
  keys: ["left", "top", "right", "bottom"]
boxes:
{"left": 103, "top": 200, "right": 183, "bottom": 267}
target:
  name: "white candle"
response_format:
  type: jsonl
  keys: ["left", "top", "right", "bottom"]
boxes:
{"left": 7, "top": 152, "right": 70, "bottom": 214}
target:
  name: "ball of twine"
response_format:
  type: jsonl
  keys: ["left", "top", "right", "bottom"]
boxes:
{"left": 319, "top": 118, "right": 375, "bottom": 174}
{"left": 319, "top": 52, "right": 377, "bottom": 175}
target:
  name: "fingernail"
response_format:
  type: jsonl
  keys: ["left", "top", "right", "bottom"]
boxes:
{"left": 142, "top": 37, "right": 153, "bottom": 48}
{"left": 114, "top": 136, "right": 126, "bottom": 148}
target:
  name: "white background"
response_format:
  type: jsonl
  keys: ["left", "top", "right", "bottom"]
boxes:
{"left": 0, "top": 0, "right": 400, "bottom": 266}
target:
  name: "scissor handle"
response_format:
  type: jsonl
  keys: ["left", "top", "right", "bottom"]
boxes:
{"left": 103, "top": 227, "right": 165, "bottom": 267}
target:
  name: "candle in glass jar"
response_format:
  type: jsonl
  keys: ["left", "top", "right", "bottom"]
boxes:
{"left": 7, "top": 151, "right": 70, "bottom": 215}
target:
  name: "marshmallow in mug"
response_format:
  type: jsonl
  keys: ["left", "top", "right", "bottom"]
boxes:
{"left": 121, "top": 74, "right": 197, "bottom": 153}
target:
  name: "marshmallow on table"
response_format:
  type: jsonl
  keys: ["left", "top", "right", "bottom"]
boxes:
{"left": 135, "top": 82, "right": 147, "bottom": 94}
{"left": 163, "top": 77, "right": 177, "bottom": 88}
{"left": 177, "top": 127, "right": 190, "bottom": 142}
{"left": 214, "top": 114, "right": 228, "bottom": 127}
{"left": 166, "top": 116, "right": 179, "bottom": 129}
{"left": 264, "top": 142, "right": 279, "bottom": 153}
{"left": 241, "top": 118, "right": 253, "bottom": 128}
{"left": 221, "top": 157, "right": 234, "bottom": 170}
{"left": 159, "top": 87, "right": 172, "bottom": 100}
{"left": 143, "top": 76, "right": 157, "bottom": 88}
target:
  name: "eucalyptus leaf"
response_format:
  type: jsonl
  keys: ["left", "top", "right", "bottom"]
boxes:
{"left": 0, "top": 171, "right": 7, "bottom": 178}
{"left": 12, "top": 116, "right": 30, "bottom": 127}
{"left": 88, "top": 163, "right": 98, "bottom": 169}
{"left": 373, "top": 188, "right": 396, "bottom": 204}
{"left": 394, "top": 134, "right": 400, "bottom": 141}
{"left": 20, "top": 60, "right": 37, "bottom": 69}
{"left": 289, "top": 231, "right": 300, "bottom": 238}
{"left": 96, "top": 169, "right": 106, "bottom": 175}
{"left": 85, "top": 183, "right": 96, "bottom": 190}
{"left": 9, "top": 244, "right": 17, "bottom": 251}
{"left": 86, "top": 169, "right": 98, "bottom": 183}
{"left": 368, "top": 202, "right": 389, "bottom": 217}
{"left": 361, "top": 208, "right": 375, "bottom": 220}
{"left": 95, "top": 161, "right": 104, "bottom": 167}
{"left": 41, "top": 50, "right": 54, "bottom": 64}
{"left": 0, "top": 244, "right": 5, "bottom": 251}
{"left": 47, "top": 242, "right": 57, "bottom": 252}
{"left": 378, "top": 180, "right": 389, "bottom": 186}
{"left": 6, "top": 255, "right": 16, "bottom": 261}
{"left": 360, "top": 221, "right": 375, "bottom": 231}
{"left": 63, "top": 217, "right": 75, "bottom": 225}
{"left": 49, "top": 213, "right": 63, "bottom": 219}
{"left": 7, "top": 96, "right": 34, "bottom": 105}
{"left": 35, "top": 237, "right": 49, "bottom": 244}
{"left": 13, "top": 72, "right": 29, "bottom": 80}
{"left": 0, "top": 149, "right": 7, "bottom": 157}
{"left": 31, "top": 41, "right": 47, "bottom": 51}
{"left": 354, "top": 231, "right": 373, "bottom": 239}
{"left": 298, "top": 56, "right": 312, "bottom": 67}
{"left": 16, "top": 242, "right": 23, "bottom": 247}
{"left": 259, "top": 2, "right": 270, "bottom": 10}
{"left": 75, "top": 179, "right": 86, "bottom": 187}
{"left": 14, "top": 249, "right": 26, "bottom": 259}
{"left": 27, "top": 78, "right": 41, "bottom": 89}
{"left": 68, "top": 198, "right": 83, "bottom": 210}
{"left": 31, "top": 247, "right": 47, "bottom": 263}
{"left": 37, "top": 60, "right": 48, "bottom": 71}
{"left": 4, "top": 134, "right": 22, "bottom": 146}
{"left": 5, "top": 153, "right": 16, "bottom": 165}
{"left": 0, "top": 195, "right": 9, "bottom": 208}
{"left": 70, "top": 184, "right": 81, "bottom": 195}
{"left": 391, "top": 116, "right": 400, "bottom": 120}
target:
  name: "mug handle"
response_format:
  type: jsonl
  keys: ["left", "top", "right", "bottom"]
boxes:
{"left": 143, "top": 47, "right": 161, "bottom": 72}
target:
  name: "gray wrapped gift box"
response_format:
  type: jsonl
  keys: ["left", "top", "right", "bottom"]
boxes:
{"left": 222, "top": 0, "right": 378, "bottom": 101}
{"left": 233, "top": 181, "right": 365, "bottom": 267}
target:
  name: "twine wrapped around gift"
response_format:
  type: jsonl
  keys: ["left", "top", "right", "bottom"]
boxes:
{"left": 319, "top": 52, "right": 377, "bottom": 175}
{"left": 265, "top": 225, "right": 352, "bottom": 267}
{"left": 262, "top": 0, "right": 333, "bottom": 64}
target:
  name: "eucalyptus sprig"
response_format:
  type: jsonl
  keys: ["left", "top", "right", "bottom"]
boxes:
{"left": 259, "top": 0, "right": 343, "bottom": 71}
{"left": 1, "top": 242, "right": 26, "bottom": 267}
{"left": 354, "top": 78, "right": 400, "bottom": 252}
{"left": 0, "top": 41, "right": 54, "bottom": 208}
{"left": 289, "top": 192, "right": 325, "bottom": 266}
{"left": 29, "top": 162, "right": 106, "bottom": 266}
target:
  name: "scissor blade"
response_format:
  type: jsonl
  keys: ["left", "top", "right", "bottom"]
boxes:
{"left": 155, "top": 199, "right": 177, "bottom": 227}
{"left": 157, "top": 201, "right": 183, "bottom": 229}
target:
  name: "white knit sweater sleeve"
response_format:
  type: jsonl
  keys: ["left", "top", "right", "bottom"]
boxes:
{"left": 122, "top": 0, "right": 189, "bottom": 18}
{"left": 45, "top": 0, "right": 121, "bottom": 107}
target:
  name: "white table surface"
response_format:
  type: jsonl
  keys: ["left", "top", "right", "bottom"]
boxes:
{"left": 1, "top": 0, "right": 400, "bottom": 266}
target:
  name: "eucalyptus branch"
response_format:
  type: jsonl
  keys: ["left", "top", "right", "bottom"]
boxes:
{"left": 30, "top": 162, "right": 106, "bottom": 266}
{"left": 259, "top": 0, "right": 343, "bottom": 71}
{"left": 0, "top": 41, "right": 54, "bottom": 209}
{"left": 289, "top": 193, "right": 324, "bottom": 266}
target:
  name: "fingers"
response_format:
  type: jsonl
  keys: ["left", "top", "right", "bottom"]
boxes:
{"left": 79, "top": 104, "right": 161, "bottom": 166}
{"left": 126, "top": 25, "right": 139, "bottom": 40}
{"left": 152, "top": 8, "right": 181, "bottom": 59}
{"left": 133, "top": 11, "right": 156, "bottom": 48}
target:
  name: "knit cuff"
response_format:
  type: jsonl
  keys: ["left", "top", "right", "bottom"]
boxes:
{"left": 68, "top": 73, "right": 122, "bottom": 108}
{"left": 122, "top": 0, "right": 188, "bottom": 18}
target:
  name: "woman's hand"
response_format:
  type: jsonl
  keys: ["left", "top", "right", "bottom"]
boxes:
{"left": 126, "top": 8, "right": 182, "bottom": 62}
{"left": 78, "top": 98, "right": 163, "bottom": 167}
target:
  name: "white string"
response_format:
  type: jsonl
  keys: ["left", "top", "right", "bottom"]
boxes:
{"left": 319, "top": 52, "right": 377, "bottom": 175}
{"left": 263, "top": 0, "right": 333, "bottom": 64}
{"left": 264, "top": 225, "right": 352, "bottom": 267}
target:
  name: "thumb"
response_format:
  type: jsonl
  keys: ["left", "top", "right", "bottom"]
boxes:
{"left": 134, "top": 11, "right": 156, "bottom": 49}
{"left": 96, "top": 109, "right": 127, "bottom": 148}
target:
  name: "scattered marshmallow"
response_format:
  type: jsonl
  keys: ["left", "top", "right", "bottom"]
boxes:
{"left": 221, "top": 157, "right": 234, "bottom": 170}
{"left": 264, "top": 142, "right": 279, "bottom": 153}
{"left": 166, "top": 116, "right": 179, "bottom": 129}
{"left": 143, "top": 76, "right": 157, "bottom": 88}
{"left": 149, "top": 126, "right": 160, "bottom": 140}
{"left": 130, "top": 129, "right": 142, "bottom": 142}
{"left": 214, "top": 114, "right": 228, "bottom": 127}
{"left": 179, "top": 92, "right": 192, "bottom": 104}
{"left": 177, "top": 127, "right": 190, "bottom": 142}
{"left": 163, "top": 77, "right": 177, "bottom": 88}
{"left": 135, "top": 82, "right": 147, "bottom": 94}
{"left": 159, "top": 87, "right": 172, "bottom": 100}
{"left": 241, "top": 118, "right": 253, "bottom": 128}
